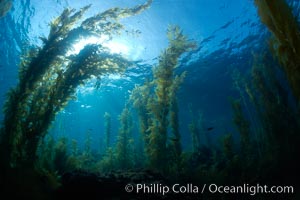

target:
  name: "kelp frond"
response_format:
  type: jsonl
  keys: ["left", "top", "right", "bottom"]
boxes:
{"left": 81, "top": 0, "right": 152, "bottom": 37}
{"left": 255, "top": 0, "right": 300, "bottom": 103}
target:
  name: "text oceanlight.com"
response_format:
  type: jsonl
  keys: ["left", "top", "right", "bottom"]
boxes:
{"left": 124, "top": 183, "right": 294, "bottom": 196}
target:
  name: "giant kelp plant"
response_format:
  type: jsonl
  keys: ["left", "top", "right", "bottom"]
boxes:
{"left": 0, "top": 0, "right": 152, "bottom": 167}
{"left": 0, "top": 0, "right": 152, "bottom": 198}
{"left": 146, "top": 26, "right": 194, "bottom": 173}
{"left": 130, "top": 26, "right": 195, "bottom": 173}
{"left": 255, "top": 0, "right": 300, "bottom": 105}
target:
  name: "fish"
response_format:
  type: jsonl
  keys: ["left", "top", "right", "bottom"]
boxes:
{"left": 169, "top": 137, "right": 179, "bottom": 142}
{"left": 206, "top": 127, "right": 214, "bottom": 131}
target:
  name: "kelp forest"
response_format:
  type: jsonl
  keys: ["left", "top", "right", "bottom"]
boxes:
{"left": 0, "top": 0, "right": 299, "bottom": 199}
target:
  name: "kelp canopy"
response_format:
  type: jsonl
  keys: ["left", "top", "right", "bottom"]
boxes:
{"left": 0, "top": 0, "right": 152, "bottom": 168}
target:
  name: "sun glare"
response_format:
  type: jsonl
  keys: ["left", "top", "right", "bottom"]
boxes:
{"left": 68, "top": 36, "right": 130, "bottom": 57}
{"left": 103, "top": 41, "right": 129, "bottom": 55}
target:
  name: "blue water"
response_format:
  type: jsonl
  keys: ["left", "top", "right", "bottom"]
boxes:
{"left": 0, "top": 0, "right": 290, "bottom": 150}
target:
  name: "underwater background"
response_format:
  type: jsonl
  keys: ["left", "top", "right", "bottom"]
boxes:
{"left": 0, "top": 0, "right": 300, "bottom": 199}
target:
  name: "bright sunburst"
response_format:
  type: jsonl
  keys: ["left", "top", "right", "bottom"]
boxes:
{"left": 69, "top": 36, "right": 129, "bottom": 57}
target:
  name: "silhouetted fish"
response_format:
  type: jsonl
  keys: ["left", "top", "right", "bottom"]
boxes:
{"left": 169, "top": 137, "right": 179, "bottom": 142}
{"left": 206, "top": 127, "right": 214, "bottom": 131}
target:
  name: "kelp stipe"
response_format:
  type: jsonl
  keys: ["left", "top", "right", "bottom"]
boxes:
{"left": 115, "top": 106, "right": 134, "bottom": 169}
{"left": 188, "top": 107, "right": 204, "bottom": 153}
{"left": 230, "top": 99, "right": 251, "bottom": 158}
{"left": 104, "top": 112, "right": 112, "bottom": 151}
{"left": 250, "top": 58, "right": 300, "bottom": 185}
{"left": 229, "top": 52, "right": 300, "bottom": 189}
{"left": 129, "top": 79, "right": 153, "bottom": 163}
